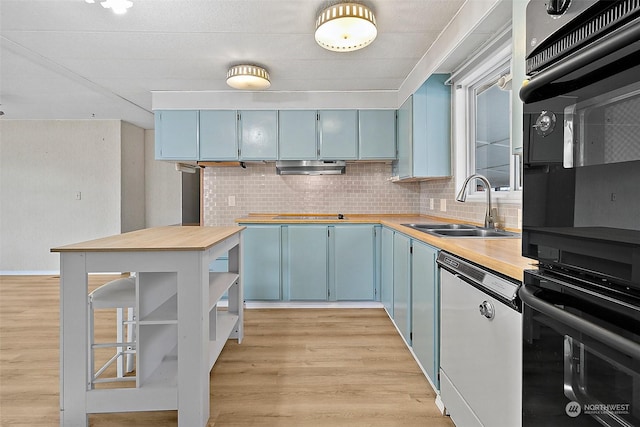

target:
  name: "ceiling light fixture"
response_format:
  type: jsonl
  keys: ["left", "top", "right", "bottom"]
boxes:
{"left": 315, "top": 2, "right": 377, "bottom": 52}
{"left": 226, "top": 65, "right": 271, "bottom": 90}
{"left": 85, "top": 0, "right": 133, "bottom": 15}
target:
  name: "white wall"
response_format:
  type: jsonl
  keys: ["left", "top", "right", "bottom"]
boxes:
{"left": 0, "top": 119, "right": 151, "bottom": 273}
{"left": 0, "top": 120, "right": 124, "bottom": 272}
{"left": 121, "top": 121, "right": 146, "bottom": 232}
{"left": 144, "top": 130, "right": 181, "bottom": 227}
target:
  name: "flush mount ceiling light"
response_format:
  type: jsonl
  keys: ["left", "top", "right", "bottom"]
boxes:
{"left": 315, "top": 2, "right": 377, "bottom": 52}
{"left": 85, "top": 0, "right": 133, "bottom": 14}
{"left": 226, "top": 65, "right": 271, "bottom": 90}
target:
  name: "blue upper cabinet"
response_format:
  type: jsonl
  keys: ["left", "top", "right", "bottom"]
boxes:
{"left": 199, "top": 110, "right": 238, "bottom": 161}
{"left": 156, "top": 108, "right": 397, "bottom": 162}
{"left": 318, "top": 110, "right": 358, "bottom": 160}
{"left": 155, "top": 110, "right": 199, "bottom": 161}
{"left": 239, "top": 110, "right": 278, "bottom": 160}
{"left": 396, "top": 74, "right": 451, "bottom": 179}
{"left": 396, "top": 97, "right": 413, "bottom": 179}
{"left": 278, "top": 110, "right": 318, "bottom": 160}
{"left": 359, "top": 110, "right": 397, "bottom": 160}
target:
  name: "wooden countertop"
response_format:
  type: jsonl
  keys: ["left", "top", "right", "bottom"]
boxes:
{"left": 236, "top": 214, "right": 536, "bottom": 281}
{"left": 51, "top": 226, "right": 245, "bottom": 252}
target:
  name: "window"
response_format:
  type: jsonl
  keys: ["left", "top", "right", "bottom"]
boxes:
{"left": 452, "top": 35, "right": 522, "bottom": 201}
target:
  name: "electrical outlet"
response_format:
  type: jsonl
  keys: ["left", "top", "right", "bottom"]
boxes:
{"left": 75, "top": 191, "right": 82, "bottom": 200}
{"left": 430, "top": 198, "right": 434, "bottom": 210}
{"left": 228, "top": 195, "right": 236, "bottom": 207}
{"left": 440, "top": 199, "right": 447, "bottom": 212}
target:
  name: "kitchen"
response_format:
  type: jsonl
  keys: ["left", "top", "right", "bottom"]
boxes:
{"left": 3, "top": 0, "right": 640, "bottom": 427}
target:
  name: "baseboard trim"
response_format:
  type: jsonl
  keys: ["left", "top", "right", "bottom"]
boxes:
{"left": 244, "top": 301, "right": 383, "bottom": 309}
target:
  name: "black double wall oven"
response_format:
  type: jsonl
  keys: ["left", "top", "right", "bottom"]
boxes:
{"left": 520, "top": 1, "right": 640, "bottom": 426}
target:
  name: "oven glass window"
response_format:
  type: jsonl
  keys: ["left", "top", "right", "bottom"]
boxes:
{"left": 523, "top": 294, "right": 640, "bottom": 426}
{"left": 565, "top": 81, "right": 640, "bottom": 168}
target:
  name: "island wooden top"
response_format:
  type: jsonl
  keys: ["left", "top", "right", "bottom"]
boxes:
{"left": 51, "top": 226, "right": 245, "bottom": 253}
{"left": 236, "top": 213, "right": 535, "bottom": 281}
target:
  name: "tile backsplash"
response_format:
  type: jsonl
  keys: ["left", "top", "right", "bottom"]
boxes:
{"left": 202, "top": 162, "right": 522, "bottom": 229}
{"left": 202, "top": 162, "right": 421, "bottom": 226}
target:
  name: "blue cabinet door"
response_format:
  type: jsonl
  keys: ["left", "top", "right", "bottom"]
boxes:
{"left": 239, "top": 110, "right": 278, "bottom": 160}
{"left": 278, "top": 110, "right": 318, "bottom": 160}
{"left": 411, "top": 241, "right": 439, "bottom": 388}
{"left": 381, "top": 227, "right": 394, "bottom": 316}
{"left": 286, "top": 225, "right": 327, "bottom": 300}
{"left": 395, "top": 74, "right": 451, "bottom": 179}
{"left": 359, "top": 110, "right": 396, "bottom": 160}
{"left": 413, "top": 74, "right": 451, "bottom": 178}
{"left": 396, "top": 97, "right": 413, "bottom": 179}
{"left": 332, "top": 225, "right": 375, "bottom": 300}
{"left": 199, "top": 110, "right": 238, "bottom": 160}
{"left": 393, "top": 233, "right": 411, "bottom": 344}
{"left": 319, "top": 110, "right": 358, "bottom": 160}
{"left": 154, "top": 110, "right": 198, "bottom": 160}
{"left": 242, "top": 225, "right": 281, "bottom": 300}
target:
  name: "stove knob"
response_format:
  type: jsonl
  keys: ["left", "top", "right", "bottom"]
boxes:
{"left": 546, "top": 0, "right": 571, "bottom": 15}
{"left": 533, "top": 111, "right": 557, "bottom": 137}
{"left": 479, "top": 301, "right": 495, "bottom": 319}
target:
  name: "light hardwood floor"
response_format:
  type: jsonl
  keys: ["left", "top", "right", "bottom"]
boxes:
{"left": 0, "top": 275, "right": 454, "bottom": 427}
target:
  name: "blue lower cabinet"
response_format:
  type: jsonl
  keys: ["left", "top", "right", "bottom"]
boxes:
{"left": 286, "top": 226, "right": 328, "bottom": 300}
{"left": 393, "top": 232, "right": 411, "bottom": 345}
{"left": 242, "top": 225, "right": 282, "bottom": 300}
{"left": 411, "top": 240, "right": 439, "bottom": 389}
{"left": 381, "top": 227, "right": 394, "bottom": 316}
{"left": 239, "top": 223, "right": 387, "bottom": 303}
{"left": 332, "top": 225, "right": 375, "bottom": 301}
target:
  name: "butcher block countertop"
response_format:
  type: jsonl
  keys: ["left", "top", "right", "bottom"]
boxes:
{"left": 51, "top": 225, "right": 245, "bottom": 252}
{"left": 236, "top": 214, "right": 535, "bottom": 281}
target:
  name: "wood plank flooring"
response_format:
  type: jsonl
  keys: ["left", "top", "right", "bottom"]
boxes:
{"left": 0, "top": 275, "right": 454, "bottom": 426}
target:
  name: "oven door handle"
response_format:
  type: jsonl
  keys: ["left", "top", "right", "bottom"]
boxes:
{"left": 520, "top": 20, "right": 640, "bottom": 103}
{"left": 519, "top": 285, "right": 640, "bottom": 358}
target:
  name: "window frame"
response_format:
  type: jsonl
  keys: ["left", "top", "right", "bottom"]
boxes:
{"left": 452, "top": 39, "right": 522, "bottom": 204}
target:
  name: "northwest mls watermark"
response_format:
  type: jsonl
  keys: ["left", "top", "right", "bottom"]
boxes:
{"left": 565, "top": 401, "right": 631, "bottom": 418}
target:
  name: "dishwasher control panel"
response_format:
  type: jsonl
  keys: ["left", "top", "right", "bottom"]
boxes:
{"left": 437, "top": 252, "right": 520, "bottom": 307}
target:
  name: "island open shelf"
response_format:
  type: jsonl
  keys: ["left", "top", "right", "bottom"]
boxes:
{"left": 52, "top": 226, "right": 245, "bottom": 427}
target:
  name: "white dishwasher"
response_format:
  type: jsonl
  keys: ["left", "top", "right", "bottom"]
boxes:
{"left": 437, "top": 251, "right": 522, "bottom": 427}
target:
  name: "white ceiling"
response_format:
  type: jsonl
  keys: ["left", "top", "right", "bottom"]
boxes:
{"left": 0, "top": 0, "right": 507, "bottom": 129}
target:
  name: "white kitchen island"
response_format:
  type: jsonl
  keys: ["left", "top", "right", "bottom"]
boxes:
{"left": 51, "top": 225, "right": 244, "bottom": 426}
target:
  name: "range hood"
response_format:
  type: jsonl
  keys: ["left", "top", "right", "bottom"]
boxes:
{"left": 276, "top": 160, "right": 346, "bottom": 175}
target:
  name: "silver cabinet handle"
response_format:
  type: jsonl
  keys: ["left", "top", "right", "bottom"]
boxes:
{"left": 479, "top": 301, "right": 495, "bottom": 319}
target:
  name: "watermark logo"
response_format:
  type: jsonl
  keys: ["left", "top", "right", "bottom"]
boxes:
{"left": 565, "top": 401, "right": 631, "bottom": 418}
{"left": 584, "top": 403, "right": 630, "bottom": 415}
{"left": 565, "top": 401, "right": 581, "bottom": 418}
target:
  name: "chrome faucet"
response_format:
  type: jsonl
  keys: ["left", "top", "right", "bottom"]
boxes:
{"left": 456, "top": 174, "right": 497, "bottom": 229}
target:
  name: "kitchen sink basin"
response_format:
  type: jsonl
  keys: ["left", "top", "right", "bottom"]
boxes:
{"left": 402, "top": 223, "right": 478, "bottom": 230}
{"left": 401, "top": 223, "right": 519, "bottom": 238}
{"left": 430, "top": 229, "right": 518, "bottom": 238}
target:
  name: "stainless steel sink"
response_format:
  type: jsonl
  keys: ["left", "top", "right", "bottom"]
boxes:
{"left": 401, "top": 223, "right": 519, "bottom": 238}
{"left": 402, "top": 223, "right": 477, "bottom": 230}
{"left": 430, "top": 229, "right": 518, "bottom": 238}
